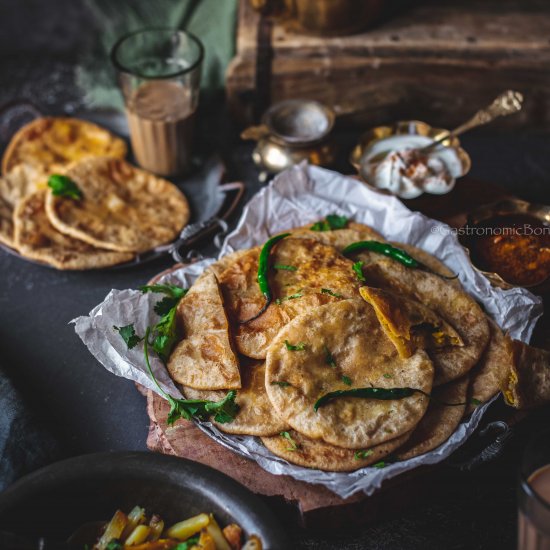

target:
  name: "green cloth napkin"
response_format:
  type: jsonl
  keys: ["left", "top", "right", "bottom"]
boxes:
{"left": 76, "top": 0, "right": 237, "bottom": 110}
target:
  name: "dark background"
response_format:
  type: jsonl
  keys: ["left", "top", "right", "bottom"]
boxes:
{"left": 1, "top": 1, "right": 550, "bottom": 548}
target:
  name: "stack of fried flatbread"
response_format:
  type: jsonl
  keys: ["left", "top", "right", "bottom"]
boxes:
{"left": 166, "top": 220, "right": 523, "bottom": 472}
{"left": 0, "top": 117, "right": 190, "bottom": 269}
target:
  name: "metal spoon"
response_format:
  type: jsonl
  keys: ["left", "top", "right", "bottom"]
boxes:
{"left": 418, "top": 89, "right": 524, "bottom": 154}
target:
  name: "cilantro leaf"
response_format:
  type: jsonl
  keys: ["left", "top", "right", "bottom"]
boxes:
{"left": 174, "top": 536, "right": 200, "bottom": 550}
{"left": 275, "top": 292, "right": 303, "bottom": 305}
{"left": 324, "top": 345, "right": 336, "bottom": 368}
{"left": 354, "top": 449, "right": 374, "bottom": 460}
{"left": 470, "top": 398, "right": 482, "bottom": 406}
{"left": 271, "top": 381, "right": 291, "bottom": 387}
{"left": 342, "top": 375, "right": 352, "bottom": 386}
{"left": 106, "top": 541, "right": 123, "bottom": 550}
{"left": 151, "top": 307, "right": 179, "bottom": 362}
{"left": 383, "top": 373, "right": 393, "bottom": 379}
{"left": 48, "top": 174, "right": 82, "bottom": 200}
{"left": 166, "top": 391, "right": 239, "bottom": 425}
{"left": 114, "top": 324, "right": 142, "bottom": 349}
{"left": 285, "top": 340, "right": 306, "bottom": 351}
{"left": 373, "top": 461, "right": 386, "bottom": 469}
{"left": 139, "top": 284, "right": 188, "bottom": 298}
{"left": 311, "top": 214, "right": 349, "bottom": 231}
{"left": 273, "top": 264, "right": 297, "bottom": 271}
{"left": 154, "top": 295, "right": 181, "bottom": 316}
{"left": 280, "top": 431, "right": 299, "bottom": 451}
{"left": 352, "top": 261, "right": 366, "bottom": 282}
{"left": 321, "top": 288, "right": 343, "bottom": 298}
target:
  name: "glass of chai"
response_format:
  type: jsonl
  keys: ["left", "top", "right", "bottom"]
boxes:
{"left": 518, "top": 431, "right": 550, "bottom": 550}
{"left": 111, "top": 28, "right": 203, "bottom": 176}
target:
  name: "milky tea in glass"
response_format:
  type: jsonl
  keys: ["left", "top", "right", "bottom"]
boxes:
{"left": 111, "top": 29, "right": 203, "bottom": 176}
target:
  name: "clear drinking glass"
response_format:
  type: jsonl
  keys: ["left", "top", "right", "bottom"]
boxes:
{"left": 111, "top": 28, "right": 204, "bottom": 176}
{"left": 518, "top": 432, "right": 550, "bottom": 550}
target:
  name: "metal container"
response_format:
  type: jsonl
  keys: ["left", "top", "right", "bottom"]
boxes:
{"left": 242, "top": 99, "right": 337, "bottom": 175}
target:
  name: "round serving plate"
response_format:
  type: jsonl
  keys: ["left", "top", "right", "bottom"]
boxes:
{"left": 0, "top": 451, "right": 288, "bottom": 549}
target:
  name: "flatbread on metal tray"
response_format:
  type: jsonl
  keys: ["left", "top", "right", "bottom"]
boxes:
{"left": 13, "top": 190, "right": 134, "bottom": 269}
{"left": 265, "top": 299, "right": 434, "bottom": 449}
{"left": 218, "top": 237, "right": 360, "bottom": 359}
{"left": 45, "top": 157, "right": 190, "bottom": 253}
{"left": 2, "top": 117, "right": 127, "bottom": 175}
{"left": 466, "top": 319, "right": 512, "bottom": 414}
{"left": 183, "top": 361, "right": 288, "bottom": 436}
{"left": 359, "top": 286, "right": 463, "bottom": 359}
{"left": 502, "top": 339, "right": 550, "bottom": 409}
{"left": 0, "top": 163, "right": 47, "bottom": 247}
{"left": 396, "top": 377, "right": 468, "bottom": 460}
{"left": 359, "top": 258, "right": 490, "bottom": 386}
{"left": 261, "top": 429, "right": 410, "bottom": 472}
{"left": 168, "top": 271, "right": 241, "bottom": 390}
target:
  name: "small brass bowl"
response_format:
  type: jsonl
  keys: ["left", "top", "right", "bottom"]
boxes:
{"left": 242, "top": 99, "right": 336, "bottom": 174}
{"left": 350, "top": 120, "right": 472, "bottom": 197}
{"left": 458, "top": 198, "right": 550, "bottom": 293}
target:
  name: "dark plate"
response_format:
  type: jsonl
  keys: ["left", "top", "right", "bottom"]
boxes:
{"left": 0, "top": 451, "right": 288, "bottom": 549}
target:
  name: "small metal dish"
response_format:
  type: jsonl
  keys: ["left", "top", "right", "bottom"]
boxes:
{"left": 350, "top": 120, "right": 471, "bottom": 196}
{"left": 242, "top": 99, "right": 337, "bottom": 175}
{"left": 458, "top": 198, "right": 550, "bottom": 293}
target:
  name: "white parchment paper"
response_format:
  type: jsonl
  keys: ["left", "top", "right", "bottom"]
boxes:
{"left": 74, "top": 163, "right": 543, "bottom": 498}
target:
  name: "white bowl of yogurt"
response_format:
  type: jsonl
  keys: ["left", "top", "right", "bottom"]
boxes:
{"left": 351, "top": 121, "right": 471, "bottom": 200}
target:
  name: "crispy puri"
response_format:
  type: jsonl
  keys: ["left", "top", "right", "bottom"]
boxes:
{"left": 396, "top": 377, "right": 468, "bottom": 460}
{"left": 262, "top": 429, "right": 410, "bottom": 472}
{"left": 45, "top": 157, "right": 190, "bottom": 253}
{"left": 502, "top": 339, "right": 550, "bottom": 409}
{"left": 359, "top": 286, "right": 463, "bottom": 359}
{"left": 360, "top": 259, "right": 490, "bottom": 385}
{"left": 265, "top": 299, "right": 434, "bottom": 449}
{"left": 168, "top": 271, "right": 241, "bottom": 390}
{"left": 466, "top": 319, "right": 512, "bottom": 414}
{"left": 218, "top": 237, "right": 360, "bottom": 359}
{"left": 13, "top": 190, "right": 134, "bottom": 269}
{"left": 183, "top": 362, "right": 288, "bottom": 436}
{"left": 290, "top": 221, "right": 385, "bottom": 249}
{"left": 2, "top": 117, "right": 127, "bottom": 175}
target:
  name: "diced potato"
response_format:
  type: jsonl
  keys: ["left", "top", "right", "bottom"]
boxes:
{"left": 94, "top": 510, "right": 128, "bottom": 550}
{"left": 196, "top": 530, "right": 216, "bottom": 550}
{"left": 125, "top": 525, "right": 151, "bottom": 546}
{"left": 148, "top": 515, "right": 164, "bottom": 542}
{"left": 222, "top": 524, "right": 243, "bottom": 550}
{"left": 166, "top": 513, "right": 210, "bottom": 540}
{"left": 242, "top": 535, "right": 263, "bottom": 550}
{"left": 205, "top": 515, "right": 231, "bottom": 550}
{"left": 121, "top": 506, "right": 147, "bottom": 541}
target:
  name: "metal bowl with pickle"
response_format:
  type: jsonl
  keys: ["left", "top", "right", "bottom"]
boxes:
{"left": 350, "top": 120, "right": 471, "bottom": 200}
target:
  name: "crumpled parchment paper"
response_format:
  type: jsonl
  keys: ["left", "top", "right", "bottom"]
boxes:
{"left": 74, "top": 163, "right": 543, "bottom": 498}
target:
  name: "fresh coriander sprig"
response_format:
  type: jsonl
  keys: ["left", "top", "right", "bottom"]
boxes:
{"left": 285, "top": 340, "right": 306, "bottom": 351}
{"left": 276, "top": 291, "right": 303, "bottom": 305}
{"left": 311, "top": 214, "right": 349, "bottom": 232}
{"left": 48, "top": 174, "right": 82, "bottom": 200}
{"left": 354, "top": 449, "right": 374, "bottom": 460}
{"left": 352, "top": 261, "right": 366, "bottom": 283}
{"left": 280, "top": 431, "right": 300, "bottom": 451}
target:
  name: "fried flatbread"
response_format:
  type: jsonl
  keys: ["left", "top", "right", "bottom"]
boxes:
{"left": 265, "top": 299, "right": 434, "bottom": 449}
{"left": 466, "top": 319, "right": 512, "bottom": 414}
{"left": 45, "top": 157, "right": 190, "bottom": 253}
{"left": 0, "top": 163, "right": 48, "bottom": 247}
{"left": 2, "top": 117, "right": 127, "bottom": 175}
{"left": 261, "top": 429, "right": 410, "bottom": 472}
{"left": 290, "top": 221, "right": 385, "bottom": 250}
{"left": 218, "top": 237, "right": 360, "bottom": 359}
{"left": 502, "top": 339, "right": 550, "bottom": 409}
{"left": 183, "top": 362, "right": 288, "bottom": 436}
{"left": 360, "top": 259, "right": 490, "bottom": 385}
{"left": 359, "top": 286, "right": 463, "bottom": 359}
{"left": 13, "top": 190, "right": 134, "bottom": 269}
{"left": 168, "top": 271, "right": 241, "bottom": 390}
{"left": 396, "top": 377, "right": 468, "bottom": 460}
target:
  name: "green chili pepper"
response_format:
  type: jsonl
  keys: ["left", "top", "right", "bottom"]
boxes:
{"left": 240, "top": 233, "right": 291, "bottom": 324}
{"left": 313, "top": 386, "right": 468, "bottom": 411}
{"left": 342, "top": 241, "right": 458, "bottom": 280}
